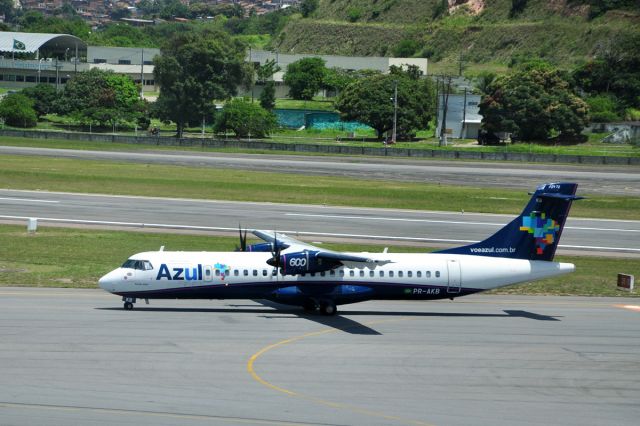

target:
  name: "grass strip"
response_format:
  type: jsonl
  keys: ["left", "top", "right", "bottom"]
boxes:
{"left": 2, "top": 129, "right": 639, "bottom": 157}
{"left": 0, "top": 153, "right": 638, "bottom": 219}
{"left": 0, "top": 224, "right": 637, "bottom": 297}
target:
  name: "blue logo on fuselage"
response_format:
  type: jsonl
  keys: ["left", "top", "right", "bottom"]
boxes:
{"left": 156, "top": 264, "right": 203, "bottom": 281}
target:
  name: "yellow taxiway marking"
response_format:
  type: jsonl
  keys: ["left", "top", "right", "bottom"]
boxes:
{"left": 615, "top": 304, "right": 640, "bottom": 312}
{"left": 247, "top": 318, "right": 435, "bottom": 426}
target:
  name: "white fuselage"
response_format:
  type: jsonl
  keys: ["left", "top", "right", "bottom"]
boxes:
{"left": 99, "top": 251, "right": 575, "bottom": 300}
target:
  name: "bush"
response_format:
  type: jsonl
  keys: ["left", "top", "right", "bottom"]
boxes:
{"left": 393, "top": 39, "right": 419, "bottom": 57}
{"left": 0, "top": 93, "right": 38, "bottom": 128}
{"left": 347, "top": 7, "right": 362, "bottom": 22}
{"left": 214, "top": 98, "right": 277, "bottom": 138}
{"left": 585, "top": 95, "right": 620, "bottom": 123}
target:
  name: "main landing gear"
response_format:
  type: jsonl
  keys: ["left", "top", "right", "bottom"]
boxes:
{"left": 302, "top": 298, "right": 337, "bottom": 316}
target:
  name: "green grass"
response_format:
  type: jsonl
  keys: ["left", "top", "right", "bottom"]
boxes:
{"left": 0, "top": 224, "right": 636, "bottom": 297}
{"left": 0, "top": 153, "right": 638, "bottom": 219}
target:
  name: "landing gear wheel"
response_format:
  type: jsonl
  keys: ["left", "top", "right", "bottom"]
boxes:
{"left": 303, "top": 299, "right": 318, "bottom": 312}
{"left": 124, "top": 302, "right": 134, "bottom": 310}
{"left": 319, "top": 301, "right": 337, "bottom": 316}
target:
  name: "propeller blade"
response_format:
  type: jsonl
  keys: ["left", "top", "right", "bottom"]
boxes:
{"left": 238, "top": 224, "right": 247, "bottom": 252}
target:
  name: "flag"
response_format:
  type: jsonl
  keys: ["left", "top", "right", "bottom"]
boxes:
{"left": 13, "top": 39, "right": 25, "bottom": 51}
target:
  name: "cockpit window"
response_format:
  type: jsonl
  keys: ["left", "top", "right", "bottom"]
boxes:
{"left": 121, "top": 259, "right": 153, "bottom": 270}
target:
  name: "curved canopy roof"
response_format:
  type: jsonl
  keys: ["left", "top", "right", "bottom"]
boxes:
{"left": 0, "top": 32, "right": 87, "bottom": 54}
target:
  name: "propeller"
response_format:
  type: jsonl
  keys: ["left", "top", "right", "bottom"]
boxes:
{"left": 266, "top": 231, "right": 282, "bottom": 274}
{"left": 236, "top": 224, "right": 247, "bottom": 252}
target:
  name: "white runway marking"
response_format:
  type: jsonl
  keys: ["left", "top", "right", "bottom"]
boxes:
{"left": 619, "top": 305, "right": 640, "bottom": 312}
{"left": 286, "top": 213, "right": 640, "bottom": 233}
{"left": 1, "top": 214, "right": 638, "bottom": 253}
{"left": 0, "top": 197, "right": 59, "bottom": 204}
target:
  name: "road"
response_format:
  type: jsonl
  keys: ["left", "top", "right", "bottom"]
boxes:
{"left": 1, "top": 146, "right": 639, "bottom": 196}
{"left": 1, "top": 189, "right": 639, "bottom": 255}
{"left": 0, "top": 288, "right": 638, "bottom": 426}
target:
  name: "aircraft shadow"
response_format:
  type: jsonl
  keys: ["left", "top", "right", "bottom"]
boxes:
{"left": 95, "top": 306, "right": 560, "bottom": 336}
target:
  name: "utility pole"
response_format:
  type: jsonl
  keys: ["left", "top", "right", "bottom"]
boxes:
{"left": 140, "top": 48, "right": 144, "bottom": 99}
{"left": 55, "top": 57, "right": 59, "bottom": 91}
{"left": 460, "top": 88, "right": 467, "bottom": 139}
{"left": 439, "top": 75, "right": 452, "bottom": 146}
{"left": 392, "top": 80, "right": 398, "bottom": 144}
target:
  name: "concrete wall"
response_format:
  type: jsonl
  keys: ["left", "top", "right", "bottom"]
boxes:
{"left": 1, "top": 129, "right": 637, "bottom": 166}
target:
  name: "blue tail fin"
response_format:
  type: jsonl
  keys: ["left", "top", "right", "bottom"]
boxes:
{"left": 437, "top": 183, "right": 582, "bottom": 261}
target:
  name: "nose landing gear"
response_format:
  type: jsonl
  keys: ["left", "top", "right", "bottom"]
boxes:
{"left": 122, "top": 297, "right": 136, "bottom": 310}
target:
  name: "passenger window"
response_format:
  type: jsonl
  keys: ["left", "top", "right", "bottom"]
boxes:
{"left": 379, "top": 271, "right": 384, "bottom": 277}
{"left": 234, "top": 270, "right": 239, "bottom": 276}
{"left": 389, "top": 271, "right": 394, "bottom": 277}
{"left": 243, "top": 270, "right": 248, "bottom": 276}
{"left": 272, "top": 270, "right": 277, "bottom": 276}
{"left": 253, "top": 270, "right": 258, "bottom": 276}
{"left": 417, "top": 271, "right": 422, "bottom": 278}
{"left": 311, "top": 273, "right": 316, "bottom": 277}
{"left": 330, "top": 270, "right": 336, "bottom": 276}
{"left": 426, "top": 271, "right": 431, "bottom": 278}
{"left": 436, "top": 271, "right": 440, "bottom": 278}
{"left": 215, "top": 270, "right": 220, "bottom": 276}
{"left": 320, "top": 271, "right": 326, "bottom": 277}
{"left": 349, "top": 270, "right": 355, "bottom": 277}
{"left": 262, "top": 270, "right": 267, "bottom": 276}
{"left": 339, "top": 270, "right": 345, "bottom": 277}
{"left": 398, "top": 271, "right": 403, "bottom": 278}
{"left": 407, "top": 271, "right": 412, "bottom": 277}
{"left": 359, "top": 270, "right": 364, "bottom": 277}
{"left": 369, "top": 270, "right": 374, "bottom": 277}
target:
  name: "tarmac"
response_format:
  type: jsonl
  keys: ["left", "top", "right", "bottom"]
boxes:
{"left": 1, "top": 287, "right": 639, "bottom": 426}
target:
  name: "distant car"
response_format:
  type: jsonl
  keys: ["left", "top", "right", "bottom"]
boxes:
{"left": 477, "top": 129, "right": 501, "bottom": 145}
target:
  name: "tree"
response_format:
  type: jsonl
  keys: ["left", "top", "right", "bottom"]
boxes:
{"left": 0, "top": 0, "right": 16, "bottom": 22}
{"left": 509, "top": 0, "right": 528, "bottom": 17}
{"left": 58, "top": 68, "right": 143, "bottom": 128}
{"left": 480, "top": 68, "right": 589, "bottom": 141}
{"left": 300, "top": 0, "right": 319, "bottom": 18}
{"left": 153, "top": 31, "right": 251, "bottom": 137}
{"left": 572, "top": 33, "right": 640, "bottom": 110}
{"left": 259, "top": 81, "right": 276, "bottom": 110}
{"left": 283, "top": 57, "right": 326, "bottom": 100}
{"left": 335, "top": 71, "right": 436, "bottom": 140}
{"left": 21, "top": 84, "right": 59, "bottom": 117}
{"left": 322, "top": 67, "right": 357, "bottom": 97}
{"left": 214, "top": 98, "right": 277, "bottom": 138}
{"left": 0, "top": 94, "right": 37, "bottom": 128}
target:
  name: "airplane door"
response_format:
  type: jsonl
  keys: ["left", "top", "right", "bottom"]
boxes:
{"left": 447, "top": 259, "right": 461, "bottom": 293}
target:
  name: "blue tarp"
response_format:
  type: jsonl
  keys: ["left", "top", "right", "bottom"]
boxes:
{"left": 274, "top": 109, "right": 371, "bottom": 131}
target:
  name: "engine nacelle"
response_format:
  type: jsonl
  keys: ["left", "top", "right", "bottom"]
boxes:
{"left": 277, "top": 250, "right": 340, "bottom": 276}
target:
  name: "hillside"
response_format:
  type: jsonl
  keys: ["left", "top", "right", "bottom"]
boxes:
{"left": 272, "top": 0, "right": 640, "bottom": 70}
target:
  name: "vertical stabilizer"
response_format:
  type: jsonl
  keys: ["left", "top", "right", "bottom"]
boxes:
{"left": 437, "top": 183, "right": 582, "bottom": 261}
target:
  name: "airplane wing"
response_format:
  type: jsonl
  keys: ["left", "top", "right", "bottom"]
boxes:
{"left": 252, "top": 230, "right": 391, "bottom": 265}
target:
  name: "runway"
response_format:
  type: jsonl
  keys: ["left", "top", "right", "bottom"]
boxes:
{"left": 1, "top": 288, "right": 639, "bottom": 426}
{"left": 1, "top": 189, "right": 639, "bottom": 255}
{"left": 1, "top": 145, "right": 639, "bottom": 196}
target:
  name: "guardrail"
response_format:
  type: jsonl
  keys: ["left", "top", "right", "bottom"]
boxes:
{"left": 1, "top": 129, "right": 638, "bottom": 165}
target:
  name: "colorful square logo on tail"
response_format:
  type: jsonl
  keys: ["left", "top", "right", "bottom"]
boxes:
{"left": 519, "top": 212, "right": 560, "bottom": 255}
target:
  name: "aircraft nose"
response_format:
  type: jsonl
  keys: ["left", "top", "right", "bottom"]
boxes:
{"left": 98, "top": 270, "right": 119, "bottom": 292}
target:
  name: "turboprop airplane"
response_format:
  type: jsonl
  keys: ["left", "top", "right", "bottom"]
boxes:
{"left": 99, "top": 182, "right": 582, "bottom": 315}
